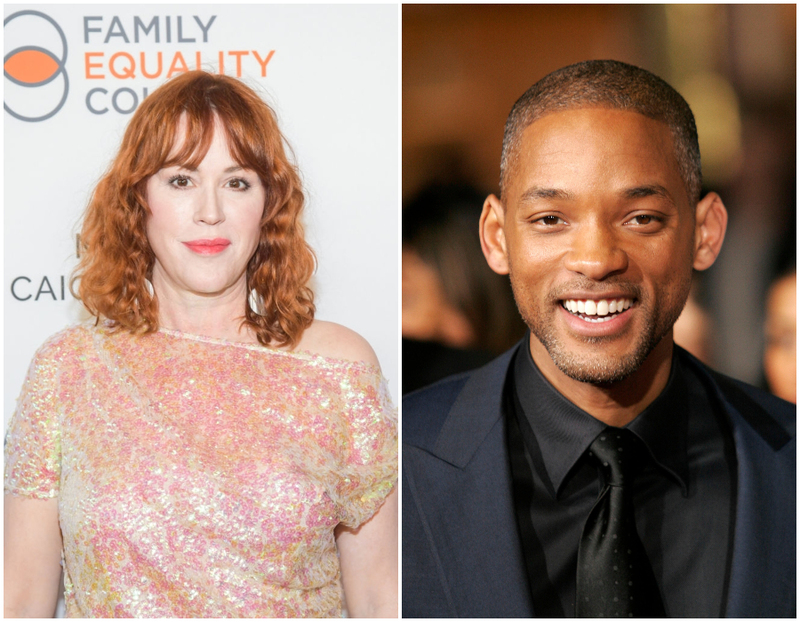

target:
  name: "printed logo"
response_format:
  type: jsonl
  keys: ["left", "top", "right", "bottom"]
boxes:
{"left": 4, "top": 10, "right": 69, "bottom": 121}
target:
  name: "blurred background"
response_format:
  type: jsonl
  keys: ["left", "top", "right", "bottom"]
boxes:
{"left": 402, "top": 4, "right": 795, "bottom": 401}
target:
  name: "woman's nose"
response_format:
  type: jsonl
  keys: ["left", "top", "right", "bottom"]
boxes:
{"left": 195, "top": 189, "right": 225, "bottom": 225}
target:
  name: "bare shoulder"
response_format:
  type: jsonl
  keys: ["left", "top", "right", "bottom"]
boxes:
{"left": 295, "top": 320, "right": 381, "bottom": 368}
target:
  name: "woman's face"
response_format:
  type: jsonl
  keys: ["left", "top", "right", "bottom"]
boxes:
{"left": 146, "top": 116, "right": 265, "bottom": 304}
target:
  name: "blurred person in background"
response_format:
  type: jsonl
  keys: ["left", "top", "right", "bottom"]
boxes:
{"left": 673, "top": 279, "right": 714, "bottom": 365}
{"left": 402, "top": 184, "right": 526, "bottom": 393}
{"left": 763, "top": 268, "right": 796, "bottom": 403}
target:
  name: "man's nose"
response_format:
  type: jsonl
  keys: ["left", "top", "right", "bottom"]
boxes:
{"left": 563, "top": 223, "right": 628, "bottom": 280}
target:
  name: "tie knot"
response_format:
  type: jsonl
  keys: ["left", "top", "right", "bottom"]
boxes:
{"left": 588, "top": 427, "right": 646, "bottom": 487}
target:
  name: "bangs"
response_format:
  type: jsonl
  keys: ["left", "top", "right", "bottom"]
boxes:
{"left": 211, "top": 97, "right": 275, "bottom": 180}
{"left": 129, "top": 73, "right": 277, "bottom": 181}
{"left": 161, "top": 106, "right": 217, "bottom": 171}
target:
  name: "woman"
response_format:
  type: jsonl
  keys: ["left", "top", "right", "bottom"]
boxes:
{"left": 4, "top": 71, "right": 397, "bottom": 618}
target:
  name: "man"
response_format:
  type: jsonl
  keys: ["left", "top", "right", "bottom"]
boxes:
{"left": 402, "top": 60, "right": 795, "bottom": 617}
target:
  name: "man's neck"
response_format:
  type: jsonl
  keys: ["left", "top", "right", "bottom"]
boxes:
{"left": 529, "top": 334, "right": 674, "bottom": 428}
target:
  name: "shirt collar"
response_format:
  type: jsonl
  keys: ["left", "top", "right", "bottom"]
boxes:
{"left": 513, "top": 335, "right": 690, "bottom": 499}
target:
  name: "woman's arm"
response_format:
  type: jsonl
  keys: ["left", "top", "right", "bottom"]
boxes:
{"left": 4, "top": 495, "right": 63, "bottom": 618}
{"left": 336, "top": 488, "right": 398, "bottom": 618}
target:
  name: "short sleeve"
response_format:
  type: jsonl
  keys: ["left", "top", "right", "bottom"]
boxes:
{"left": 331, "top": 366, "right": 398, "bottom": 528}
{"left": 4, "top": 339, "right": 64, "bottom": 498}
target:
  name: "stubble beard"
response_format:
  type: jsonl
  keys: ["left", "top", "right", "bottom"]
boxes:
{"left": 509, "top": 273, "right": 691, "bottom": 386}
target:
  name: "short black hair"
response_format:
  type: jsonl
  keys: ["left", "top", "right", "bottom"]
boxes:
{"left": 500, "top": 60, "right": 701, "bottom": 204}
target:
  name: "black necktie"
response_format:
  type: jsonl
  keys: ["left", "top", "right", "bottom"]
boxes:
{"left": 576, "top": 428, "right": 666, "bottom": 617}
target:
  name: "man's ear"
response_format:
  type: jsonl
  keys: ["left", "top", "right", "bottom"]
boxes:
{"left": 480, "top": 194, "right": 510, "bottom": 275}
{"left": 693, "top": 192, "right": 728, "bottom": 271}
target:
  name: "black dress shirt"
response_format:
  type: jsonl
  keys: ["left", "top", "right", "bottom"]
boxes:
{"left": 507, "top": 338, "right": 736, "bottom": 617}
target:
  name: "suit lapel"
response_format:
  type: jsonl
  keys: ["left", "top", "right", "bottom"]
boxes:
{"left": 405, "top": 348, "right": 534, "bottom": 616}
{"left": 725, "top": 414, "right": 795, "bottom": 616}
{"left": 686, "top": 358, "right": 796, "bottom": 617}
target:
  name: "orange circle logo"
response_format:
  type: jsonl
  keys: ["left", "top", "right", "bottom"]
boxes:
{"left": 4, "top": 10, "right": 69, "bottom": 122}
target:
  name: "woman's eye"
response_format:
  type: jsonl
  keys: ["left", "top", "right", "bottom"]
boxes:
{"left": 633, "top": 215, "right": 653, "bottom": 225}
{"left": 169, "top": 175, "right": 191, "bottom": 188}
{"left": 227, "top": 178, "right": 251, "bottom": 190}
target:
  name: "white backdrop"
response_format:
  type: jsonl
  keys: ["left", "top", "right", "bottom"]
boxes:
{"left": 4, "top": 4, "right": 400, "bottom": 426}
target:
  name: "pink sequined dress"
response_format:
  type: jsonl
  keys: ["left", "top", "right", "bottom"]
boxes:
{"left": 5, "top": 323, "right": 397, "bottom": 617}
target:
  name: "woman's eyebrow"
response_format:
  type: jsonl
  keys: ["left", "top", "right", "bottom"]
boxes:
{"left": 166, "top": 164, "right": 246, "bottom": 173}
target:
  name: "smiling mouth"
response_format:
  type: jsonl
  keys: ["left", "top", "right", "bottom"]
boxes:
{"left": 561, "top": 298, "right": 633, "bottom": 322}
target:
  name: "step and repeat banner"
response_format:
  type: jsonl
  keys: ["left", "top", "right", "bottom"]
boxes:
{"left": 4, "top": 4, "right": 400, "bottom": 425}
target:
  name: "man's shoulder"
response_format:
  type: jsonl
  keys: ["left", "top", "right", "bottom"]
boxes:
{"left": 403, "top": 372, "right": 472, "bottom": 450}
{"left": 402, "top": 345, "right": 519, "bottom": 450}
{"left": 679, "top": 347, "right": 795, "bottom": 447}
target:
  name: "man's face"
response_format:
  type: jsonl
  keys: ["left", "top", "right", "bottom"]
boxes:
{"left": 491, "top": 108, "right": 698, "bottom": 384}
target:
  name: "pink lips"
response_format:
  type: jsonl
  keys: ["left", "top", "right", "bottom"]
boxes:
{"left": 182, "top": 238, "right": 231, "bottom": 255}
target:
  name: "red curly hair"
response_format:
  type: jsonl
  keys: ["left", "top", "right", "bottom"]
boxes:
{"left": 72, "top": 71, "right": 316, "bottom": 348}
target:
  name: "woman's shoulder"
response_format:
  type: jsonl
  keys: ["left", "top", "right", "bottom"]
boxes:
{"left": 32, "top": 322, "right": 97, "bottom": 360}
{"left": 293, "top": 320, "right": 380, "bottom": 368}
{"left": 16, "top": 323, "right": 99, "bottom": 388}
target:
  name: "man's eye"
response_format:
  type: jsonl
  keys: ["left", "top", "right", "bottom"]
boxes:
{"left": 537, "top": 215, "right": 564, "bottom": 226}
{"left": 628, "top": 214, "right": 661, "bottom": 226}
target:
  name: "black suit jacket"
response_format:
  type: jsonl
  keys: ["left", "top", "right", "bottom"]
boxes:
{"left": 402, "top": 344, "right": 796, "bottom": 617}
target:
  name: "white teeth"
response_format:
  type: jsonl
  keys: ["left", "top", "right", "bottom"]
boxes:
{"left": 563, "top": 297, "right": 633, "bottom": 318}
{"left": 582, "top": 315, "right": 615, "bottom": 323}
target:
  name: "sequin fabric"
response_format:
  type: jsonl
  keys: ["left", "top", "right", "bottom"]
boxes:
{"left": 5, "top": 323, "right": 397, "bottom": 617}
